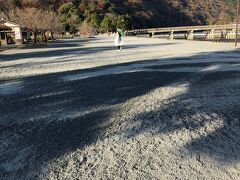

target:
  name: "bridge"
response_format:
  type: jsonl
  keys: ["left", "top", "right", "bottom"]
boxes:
{"left": 127, "top": 24, "right": 239, "bottom": 40}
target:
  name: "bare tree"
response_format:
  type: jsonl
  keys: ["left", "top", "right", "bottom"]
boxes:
{"left": 0, "top": 0, "right": 17, "bottom": 19}
{"left": 44, "top": 11, "right": 63, "bottom": 41}
{"left": 79, "top": 21, "right": 96, "bottom": 38}
{"left": 7, "top": 7, "right": 64, "bottom": 44}
{"left": 9, "top": 8, "right": 45, "bottom": 43}
{"left": 20, "top": 0, "right": 38, "bottom": 7}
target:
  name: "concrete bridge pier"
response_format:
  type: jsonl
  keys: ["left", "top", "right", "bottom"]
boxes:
{"left": 186, "top": 30, "right": 194, "bottom": 40}
{"left": 225, "top": 30, "right": 229, "bottom": 39}
{"left": 151, "top": 32, "right": 155, "bottom": 38}
{"left": 206, "top": 29, "right": 215, "bottom": 40}
{"left": 225, "top": 29, "right": 235, "bottom": 39}
{"left": 220, "top": 30, "right": 226, "bottom": 39}
{"left": 169, "top": 31, "right": 174, "bottom": 40}
{"left": 128, "top": 24, "right": 238, "bottom": 41}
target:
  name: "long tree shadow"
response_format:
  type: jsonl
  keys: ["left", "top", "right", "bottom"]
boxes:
{"left": 0, "top": 69, "right": 188, "bottom": 179}
{"left": 1, "top": 50, "right": 240, "bottom": 179}
{"left": 1, "top": 36, "right": 239, "bottom": 65}
{"left": 0, "top": 38, "right": 178, "bottom": 63}
{"left": 123, "top": 70, "right": 240, "bottom": 163}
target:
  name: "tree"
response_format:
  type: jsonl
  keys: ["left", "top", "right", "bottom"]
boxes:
{"left": 9, "top": 8, "right": 45, "bottom": 43}
{"left": 79, "top": 20, "right": 96, "bottom": 38}
{"left": 67, "top": 14, "right": 79, "bottom": 33}
{"left": 88, "top": 0, "right": 97, "bottom": 13}
{"left": 20, "top": 0, "right": 38, "bottom": 7}
{"left": 44, "top": 11, "right": 63, "bottom": 41}
{"left": 100, "top": 15, "right": 115, "bottom": 32}
{"left": 85, "top": 13, "right": 102, "bottom": 29}
{"left": 98, "top": 0, "right": 106, "bottom": 10}
{"left": 0, "top": 0, "right": 20, "bottom": 19}
{"left": 78, "top": 1, "right": 86, "bottom": 12}
{"left": 114, "top": 15, "right": 130, "bottom": 30}
{"left": 72, "top": 0, "right": 80, "bottom": 7}
{"left": 58, "top": 2, "right": 81, "bottom": 32}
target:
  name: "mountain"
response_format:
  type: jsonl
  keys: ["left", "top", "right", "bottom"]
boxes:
{"left": 0, "top": 0, "right": 237, "bottom": 30}
{"left": 119, "top": 0, "right": 236, "bottom": 28}
{"left": 59, "top": 0, "right": 237, "bottom": 28}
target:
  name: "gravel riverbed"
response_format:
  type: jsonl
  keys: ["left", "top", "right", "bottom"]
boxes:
{"left": 0, "top": 36, "right": 240, "bottom": 179}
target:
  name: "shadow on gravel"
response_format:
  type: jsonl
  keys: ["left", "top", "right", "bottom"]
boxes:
{"left": 0, "top": 39, "right": 177, "bottom": 63}
{"left": 1, "top": 49, "right": 240, "bottom": 178}
{"left": 146, "top": 61, "right": 240, "bottom": 69}
{"left": 123, "top": 70, "right": 240, "bottom": 163}
{"left": 0, "top": 69, "right": 188, "bottom": 178}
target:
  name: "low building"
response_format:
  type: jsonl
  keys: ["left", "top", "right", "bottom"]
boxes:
{"left": 0, "top": 24, "right": 12, "bottom": 45}
{"left": 0, "top": 17, "right": 30, "bottom": 45}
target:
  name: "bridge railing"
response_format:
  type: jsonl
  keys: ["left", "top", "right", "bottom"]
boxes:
{"left": 128, "top": 24, "right": 236, "bottom": 33}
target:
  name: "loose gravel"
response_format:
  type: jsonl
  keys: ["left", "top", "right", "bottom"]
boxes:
{"left": 0, "top": 36, "right": 240, "bottom": 179}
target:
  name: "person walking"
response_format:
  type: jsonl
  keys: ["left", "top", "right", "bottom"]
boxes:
{"left": 114, "top": 28, "right": 124, "bottom": 50}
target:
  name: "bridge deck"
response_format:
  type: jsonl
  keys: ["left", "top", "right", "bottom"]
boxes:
{"left": 129, "top": 24, "right": 237, "bottom": 33}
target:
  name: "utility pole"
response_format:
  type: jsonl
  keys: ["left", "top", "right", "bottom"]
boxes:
{"left": 235, "top": 0, "right": 240, "bottom": 47}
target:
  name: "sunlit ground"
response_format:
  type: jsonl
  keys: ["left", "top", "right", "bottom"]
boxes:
{"left": 0, "top": 36, "right": 240, "bottom": 179}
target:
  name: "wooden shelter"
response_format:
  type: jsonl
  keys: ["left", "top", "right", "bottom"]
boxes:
{"left": 0, "top": 18, "right": 30, "bottom": 45}
{"left": 0, "top": 24, "right": 13, "bottom": 45}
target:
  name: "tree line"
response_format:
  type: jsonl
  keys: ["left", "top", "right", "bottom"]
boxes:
{"left": 0, "top": 0, "right": 237, "bottom": 43}
{"left": 57, "top": 0, "right": 130, "bottom": 33}
{"left": 0, "top": 0, "right": 66, "bottom": 43}
{"left": 0, "top": 0, "right": 131, "bottom": 43}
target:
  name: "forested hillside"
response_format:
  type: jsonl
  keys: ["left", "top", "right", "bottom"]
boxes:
{"left": 0, "top": 0, "right": 237, "bottom": 32}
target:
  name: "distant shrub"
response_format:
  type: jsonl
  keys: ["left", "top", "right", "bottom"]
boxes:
{"left": 79, "top": 21, "right": 96, "bottom": 38}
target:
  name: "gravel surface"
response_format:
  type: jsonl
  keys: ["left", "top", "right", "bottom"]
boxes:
{"left": 0, "top": 36, "right": 240, "bottom": 179}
